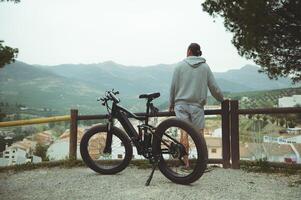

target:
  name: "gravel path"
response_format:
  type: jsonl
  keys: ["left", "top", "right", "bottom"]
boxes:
{"left": 0, "top": 166, "right": 300, "bottom": 200}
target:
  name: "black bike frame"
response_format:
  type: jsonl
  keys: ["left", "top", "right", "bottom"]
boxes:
{"left": 105, "top": 100, "right": 154, "bottom": 156}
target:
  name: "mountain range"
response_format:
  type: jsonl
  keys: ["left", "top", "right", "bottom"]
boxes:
{"left": 0, "top": 61, "right": 298, "bottom": 114}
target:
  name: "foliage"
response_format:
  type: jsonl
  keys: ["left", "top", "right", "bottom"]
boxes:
{"left": 0, "top": 109, "right": 6, "bottom": 122}
{"left": 255, "top": 158, "right": 270, "bottom": 172}
{"left": 240, "top": 160, "right": 301, "bottom": 175}
{"left": 270, "top": 117, "right": 276, "bottom": 124}
{"left": 0, "top": 41, "right": 18, "bottom": 68}
{"left": 279, "top": 118, "right": 285, "bottom": 127}
{"left": 295, "top": 104, "right": 301, "bottom": 120}
{"left": 34, "top": 143, "right": 49, "bottom": 161}
{"left": 51, "top": 123, "right": 67, "bottom": 138}
{"left": 287, "top": 120, "right": 296, "bottom": 128}
{"left": 0, "top": 0, "right": 20, "bottom": 2}
{"left": 202, "top": 0, "right": 301, "bottom": 82}
{"left": 0, "top": 136, "right": 13, "bottom": 152}
{"left": 0, "top": 159, "right": 85, "bottom": 173}
{"left": 0, "top": 1, "right": 20, "bottom": 68}
{"left": 262, "top": 115, "right": 268, "bottom": 122}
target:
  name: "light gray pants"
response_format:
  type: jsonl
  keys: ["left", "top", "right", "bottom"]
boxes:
{"left": 174, "top": 104, "right": 205, "bottom": 129}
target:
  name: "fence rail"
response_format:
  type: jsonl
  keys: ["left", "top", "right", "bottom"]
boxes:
{"left": 0, "top": 115, "right": 70, "bottom": 128}
{"left": 1, "top": 100, "right": 301, "bottom": 169}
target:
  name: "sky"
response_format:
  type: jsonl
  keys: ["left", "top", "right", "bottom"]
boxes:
{"left": 0, "top": 0, "right": 255, "bottom": 72}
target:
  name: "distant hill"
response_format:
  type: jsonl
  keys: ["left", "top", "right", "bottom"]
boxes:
{"left": 0, "top": 61, "right": 299, "bottom": 114}
{"left": 44, "top": 62, "right": 297, "bottom": 93}
{"left": 0, "top": 61, "right": 101, "bottom": 114}
{"left": 214, "top": 65, "right": 295, "bottom": 91}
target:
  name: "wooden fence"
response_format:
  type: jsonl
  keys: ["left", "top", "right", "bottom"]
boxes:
{"left": 1, "top": 100, "right": 301, "bottom": 169}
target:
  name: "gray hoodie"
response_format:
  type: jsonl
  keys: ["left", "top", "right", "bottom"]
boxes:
{"left": 169, "top": 56, "right": 224, "bottom": 108}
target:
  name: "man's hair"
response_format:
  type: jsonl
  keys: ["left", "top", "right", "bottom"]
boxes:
{"left": 188, "top": 43, "right": 202, "bottom": 56}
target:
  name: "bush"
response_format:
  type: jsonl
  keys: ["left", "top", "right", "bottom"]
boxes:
{"left": 34, "top": 144, "right": 49, "bottom": 161}
{"left": 279, "top": 119, "right": 285, "bottom": 127}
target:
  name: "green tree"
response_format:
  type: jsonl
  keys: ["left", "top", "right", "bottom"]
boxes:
{"left": 202, "top": 0, "right": 301, "bottom": 82}
{"left": 52, "top": 124, "right": 66, "bottom": 137}
{"left": 0, "top": 1, "right": 19, "bottom": 68}
{"left": 0, "top": 41, "right": 18, "bottom": 68}
{"left": 34, "top": 143, "right": 49, "bottom": 161}
{"left": 0, "top": 0, "right": 20, "bottom": 2}
{"left": 295, "top": 104, "right": 301, "bottom": 122}
{"left": 0, "top": 111, "right": 6, "bottom": 122}
{"left": 13, "top": 113, "right": 21, "bottom": 120}
{"left": 279, "top": 118, "right": 285, "bottom": 127}
{"left": 287, "top": 120, "right": 296, "bottom": 128}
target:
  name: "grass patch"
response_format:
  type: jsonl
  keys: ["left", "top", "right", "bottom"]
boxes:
{"left": 130, "top": 160, "right": 151, "bottom": 169}
{"left": 240, "top": 160, "right": 301, "bottom": 175}
{"left": 0, "top": 159, "right": 154, "bottom": 173}
{"left": 0, "top": 159, "right": 85, "bottom": 173}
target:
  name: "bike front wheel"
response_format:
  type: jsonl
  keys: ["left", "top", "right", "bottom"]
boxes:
{"left": 80, "top": 125, "right": 133, "bottom": 174}
{"left": 152, "top": 118, "right": 208, "bottom": 185}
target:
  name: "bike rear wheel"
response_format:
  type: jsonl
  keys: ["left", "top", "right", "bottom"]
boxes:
{"left": 80, "top": 125, "right": 133, "bottom": 174}
{"left": 152, "top": 118, "right": 208, "bottom": 185}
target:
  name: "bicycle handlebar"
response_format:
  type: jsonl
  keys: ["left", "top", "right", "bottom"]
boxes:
{"left": 98, "top": 89, "right": 120, "bottom": 106}
{"left": 107, "top": 91, "right": 120, "bottom": 103}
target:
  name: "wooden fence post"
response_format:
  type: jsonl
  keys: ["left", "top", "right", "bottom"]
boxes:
{"left": 69, "top": 109, "right": 78, "bottom": 160}
{"left": 221, "top": 100, "right": 231, "bottom": 168}
{"left": 230, "top": 100, "right": 240, "bottom": 169}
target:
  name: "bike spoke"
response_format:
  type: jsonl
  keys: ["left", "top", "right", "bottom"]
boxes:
{"left": 158, "top": 125, "right": 200, "bottom": 177}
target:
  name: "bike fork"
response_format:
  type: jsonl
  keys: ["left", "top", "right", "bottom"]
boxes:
{"left": 103, "top": 122, "right": 113, "bottom": 153}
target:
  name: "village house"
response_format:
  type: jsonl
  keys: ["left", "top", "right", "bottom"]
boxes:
{"left": 205, "top": 136, "right": 222, "bottom": 159}
{"left": 33, "top": 131, "right": 54, "bottom": 146}
{"left": 0, "top": 144, "right": 41, "bottom": 166}
{"left": 240, "top": 142, "right": 300, "bottom": 164}
{"left": 263, "top": 143, "right": 297, "bottom": 163}
{"left": 47, "top": 128, "right": 85, "bottom": 160}
{"left": 278, "top": 95, "right": 301, "bottom": 107}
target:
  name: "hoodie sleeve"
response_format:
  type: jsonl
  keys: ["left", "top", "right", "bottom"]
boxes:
{"left": 169, "top": 67, "right": 178, "bottom": 107}
{"left": 207, "top": 66, "right": 224, "bottom": 102}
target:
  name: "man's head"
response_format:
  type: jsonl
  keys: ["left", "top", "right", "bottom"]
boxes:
{"left": 187, "top": 43, "right": 202, "bottom": 57}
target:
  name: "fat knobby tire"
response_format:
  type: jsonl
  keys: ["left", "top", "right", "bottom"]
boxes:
{"left": 80, "top": 125, "right": 133, "bottom": 174}
{"left": 153, "top": 118, "right": 208, "bottom": 185}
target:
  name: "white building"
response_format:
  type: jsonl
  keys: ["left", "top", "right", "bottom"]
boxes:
{"left": 263, "top": 143, "right": 297, "bottom": 163}
{"left": 278, "top": 95, "right": 301, "bottom": 107}
{"left": 287, "top": 128, "right": 301, "bottom": 135}
{"left": 262, "top": 134, "right": 301, "bottom": 163}
{"left": 47, "top": 140, "right": 74, "bottom": 160}
{"left": 0, "top": 145, "right": 42, "bottom": 166}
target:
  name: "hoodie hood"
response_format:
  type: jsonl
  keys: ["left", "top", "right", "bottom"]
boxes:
{"left": 183, "top": 56, "right": 206, "bottom": 68}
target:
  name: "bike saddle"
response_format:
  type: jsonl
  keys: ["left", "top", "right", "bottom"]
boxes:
{"left": 139, "top": 92, "right": 160, "bottom": 100}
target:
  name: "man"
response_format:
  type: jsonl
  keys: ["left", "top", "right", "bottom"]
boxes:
{"left": 169, "top": 43, "right": 224, "bottom": 169}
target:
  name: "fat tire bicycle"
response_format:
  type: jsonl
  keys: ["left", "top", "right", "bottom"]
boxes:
{"left": 80, "top": 89, "right": 208, "bottom": 185}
